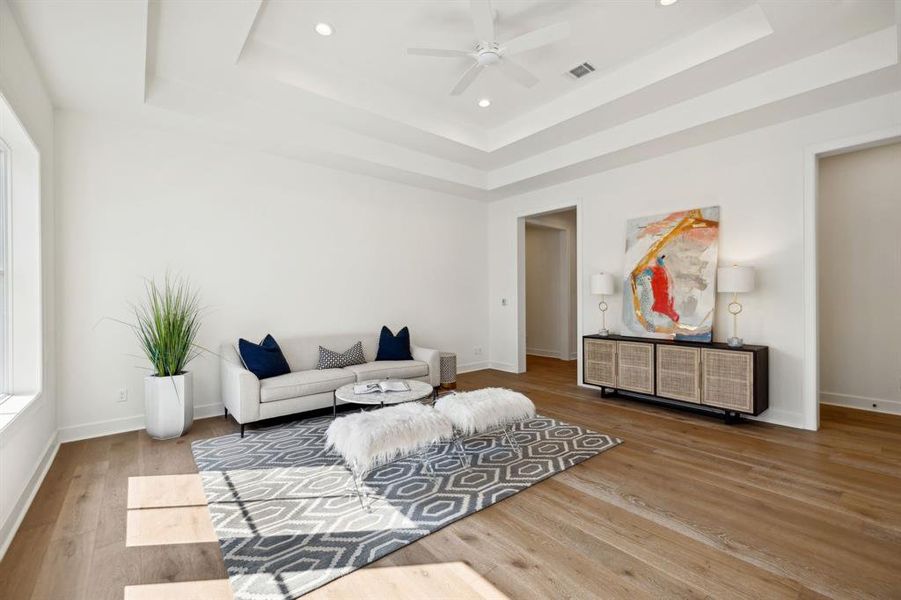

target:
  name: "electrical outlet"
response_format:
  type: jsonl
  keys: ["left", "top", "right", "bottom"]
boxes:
{"left": 473, "top": 346, "right": 483, "bottom": 357}
{"left": 117, "top": 388, "right": 128, "bottom": 403}
{"left": 501, "top": 298, "right": 508, "bottom": 306}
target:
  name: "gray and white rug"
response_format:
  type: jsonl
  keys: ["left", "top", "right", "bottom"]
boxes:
{"left": 191, "top": 413, "right": 621, "bottom": 600}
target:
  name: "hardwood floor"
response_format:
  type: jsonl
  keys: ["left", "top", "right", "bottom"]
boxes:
{"left": 2, "top": 356, "right": 900, "bottom": 599}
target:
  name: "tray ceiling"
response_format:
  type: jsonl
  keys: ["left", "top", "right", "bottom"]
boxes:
{"left": 9, "top": 0, "right": 901, "bottom": 199}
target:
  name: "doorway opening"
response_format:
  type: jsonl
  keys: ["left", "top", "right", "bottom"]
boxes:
{"left": 817, "top": 140, "right": 901, "bottom": 417}
{"left": 522, "top": 207, "right": 578, "bottom": 373}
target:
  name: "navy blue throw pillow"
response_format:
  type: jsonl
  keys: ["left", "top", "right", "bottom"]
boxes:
{"left": 238, "top": 334, "right": 291, "bottom": 379}
{"left": 375, "top": 326, "right": 413, "bottom": 361}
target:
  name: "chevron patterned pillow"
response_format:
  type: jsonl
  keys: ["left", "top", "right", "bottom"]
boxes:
{"left": 317, "top": 341, "right": 366, "bottom": 369}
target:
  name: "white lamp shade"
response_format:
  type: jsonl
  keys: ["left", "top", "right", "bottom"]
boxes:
{"left": 590, "top": 273, "right": 615, "bottom": 295}
{"left": 717, "top": 265, "right": 755, "bottom": 293}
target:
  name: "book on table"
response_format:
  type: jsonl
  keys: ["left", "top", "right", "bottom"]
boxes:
{"left": 353, "top": 381, "right": 411, "bottom": 395}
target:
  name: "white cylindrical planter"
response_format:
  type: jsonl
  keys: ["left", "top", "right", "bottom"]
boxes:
{"left": 144, "top": 372, "right": 194, "bottom": 440}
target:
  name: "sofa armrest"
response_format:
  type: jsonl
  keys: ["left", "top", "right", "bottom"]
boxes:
{"left": 411, "top": 343, "right": 441, "bottom": 387}
{"left": 220, "top": 347, "right": 261, "bottom": 424}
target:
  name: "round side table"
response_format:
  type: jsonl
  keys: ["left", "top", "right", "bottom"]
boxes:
{"left": 439, "top": 352, "right": 457, "bottom": 390}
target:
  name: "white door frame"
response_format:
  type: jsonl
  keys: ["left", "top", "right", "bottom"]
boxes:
{"left": 515, "top": 201, "right": 581, "bottom": 375}
{"left": 802, "top": 125, "right": 901, "bottom": 430}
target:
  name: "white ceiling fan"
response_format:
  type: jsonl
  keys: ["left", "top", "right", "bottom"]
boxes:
{"left": 407, "top": 0, "right": 571, "bottom": 96}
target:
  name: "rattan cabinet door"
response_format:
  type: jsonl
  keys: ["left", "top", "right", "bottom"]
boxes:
{"left": 616, "top": 341, "right": 655, "bottom": 394}
{"left": 657, "top": 345, "right": 701, "bottom": 403}
{"left": 584, "top": 339, "right": 617, "bottom": 387}
{"left": 701, "top": 349, "right": 753, "bottom": 412}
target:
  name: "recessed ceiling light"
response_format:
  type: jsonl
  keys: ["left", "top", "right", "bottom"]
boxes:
{"left": 478, "top": 98, "right": 491, "bottom": 108}
{"left": 315, "top": 22, "right": 333, "bottom": 36}
{"left": 657, "top": 0, "right": 678, "bottom": 6}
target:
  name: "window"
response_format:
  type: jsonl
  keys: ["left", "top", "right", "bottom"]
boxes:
{"left": 0, "top": 93, "right": 43, "bottom": 407}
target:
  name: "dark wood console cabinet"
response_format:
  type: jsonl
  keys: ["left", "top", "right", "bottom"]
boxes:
{"left": 583, "top": 334, "right": 768, "bottom": 421}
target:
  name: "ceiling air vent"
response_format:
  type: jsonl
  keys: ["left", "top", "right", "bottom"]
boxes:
{"left": 567, "top": 62, "right": 596, "bottom": 79}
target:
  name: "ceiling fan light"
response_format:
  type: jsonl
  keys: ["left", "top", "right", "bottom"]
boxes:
{"left": 477, "top": 51, "right": 500, "bottom": 66}
{"left": 478, "top": 98, "right": 491, "bottom": 108}
{"left": 657, "top": 0, "right": 679, "bottom": 6}
{"left": 314, "top": 22, "right": 333, "bottom": 36}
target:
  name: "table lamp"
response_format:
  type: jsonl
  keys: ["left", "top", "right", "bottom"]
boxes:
{"left": 590, "top": 273, "right": 616, "bottom": 336}
{"left": 717, "top": 265, "right": 755, "bottom": 347}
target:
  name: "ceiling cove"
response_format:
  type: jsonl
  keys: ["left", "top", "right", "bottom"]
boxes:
{"left": 12, "top": 0, "right": 898, "bottom": 199}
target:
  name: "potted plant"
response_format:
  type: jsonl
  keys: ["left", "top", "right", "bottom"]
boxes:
{"left": 132, "top": 275, "right": 202, "bottom": 440}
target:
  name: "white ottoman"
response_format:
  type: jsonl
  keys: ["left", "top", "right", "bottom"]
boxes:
{"left": 434, "top": 388, "right": 536, "bottom": 461}
{"left": 326, "top": 403, "right": 453, "bottom": 509}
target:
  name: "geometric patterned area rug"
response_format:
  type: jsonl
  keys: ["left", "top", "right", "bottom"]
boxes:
{"left": 191, "top": 413, "right": 621, "bottom": 600}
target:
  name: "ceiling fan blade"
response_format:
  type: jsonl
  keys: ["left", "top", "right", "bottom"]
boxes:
{"left": 502, "top": 22, "right": 570, "bottom": 55}
{"left": 407, "top": 47, "right": 471, "bottom": 58}
{"left": 470, "top": 0, "right": 495, "bottom": 41}
{"left": 497, "top": 58, "right": 539, "bottom": 88}
{"left": 450, "top": 63, "right": 484, "bottom": 95}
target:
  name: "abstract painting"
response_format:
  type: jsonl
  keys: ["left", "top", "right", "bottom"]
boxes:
{"left": 622, "top": 206, "right": 720, "bottom": 341}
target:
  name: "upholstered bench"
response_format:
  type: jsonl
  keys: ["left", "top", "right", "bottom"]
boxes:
{"left": 434, "top": 387, "right": 536, "bottom": 463}
{"left": 326, "top": 403, "right": 453, "bottom": 509}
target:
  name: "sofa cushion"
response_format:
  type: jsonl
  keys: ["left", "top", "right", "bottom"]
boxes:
{"left": 343, "top": 360, "right": 428, "bottom": 382}
{"left": 375, "top": 326, "right": 413, "bottom": 361}
{"left": 239, "top": 334, "right": 291, "bottom": 380}
{"left": 260, "top": 369, "right": 356, "bottom": 403}
{"left": 317, "top": 341, "right": 366, "bottom": 369}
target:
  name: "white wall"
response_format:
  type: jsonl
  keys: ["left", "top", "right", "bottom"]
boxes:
{"left": 818, "top": 142, "right": 901, "bottom": 414}
{"left": 0, "top": 0, "right": 57, "bottom": 558}
{"left": 489, "top": 92, "right": 901, "bottom": 429}
{"left": 54, "top": 111, "right": 489, "bottom": 440}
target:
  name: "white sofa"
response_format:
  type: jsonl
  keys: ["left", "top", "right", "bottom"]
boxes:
{"left": 221, "top": 333, "right": 440, "bottom": 435}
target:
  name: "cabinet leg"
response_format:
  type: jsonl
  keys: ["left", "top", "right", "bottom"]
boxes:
{"left": 723, "top": 410, "right": 742, "bottom": 425}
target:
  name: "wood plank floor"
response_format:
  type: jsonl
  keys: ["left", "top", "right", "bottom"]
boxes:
{"left": 2, "top": 356, "right": 900, "bottom": 599}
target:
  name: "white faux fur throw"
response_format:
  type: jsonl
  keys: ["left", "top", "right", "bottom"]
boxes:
{"left": 326, "top": 403, "right": 453, "bottom": 473}
{"left": 434, "top": 388, "right": 536, "bottom": 435}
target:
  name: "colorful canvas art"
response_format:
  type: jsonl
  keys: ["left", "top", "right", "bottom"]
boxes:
{"left": 622, "top": 206, "right": 720, "bottom": 341}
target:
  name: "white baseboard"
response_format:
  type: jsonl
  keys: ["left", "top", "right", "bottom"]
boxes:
{"left": 457, "top": 361, "right": 489, "bottom": 374}
{"left": 526, "top": 348, "right": 566, "bottom": 360}
{"left": 820, "top": 391, "right": 901, "bottom": 416}
{"left": 525, "top": 349, "right": 578, "bottom": 362}
{"left": 58, "top": 413, "right": 145, "bottom": 443}
{"left": 58, "top": 402, "right": 225, "bottom": 443}
{"left": 0, "top": 432, "right": 59, "bottom": 561}
{"left": 488, "top": 361, "right": 519, "bottom": 373}
{"left": 195, "top": 402, "right": 225, "bottom": 419}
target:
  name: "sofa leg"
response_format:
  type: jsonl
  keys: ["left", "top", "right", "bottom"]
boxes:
{"left": 240, "top": 424, "right": 245, "bottom": 438}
